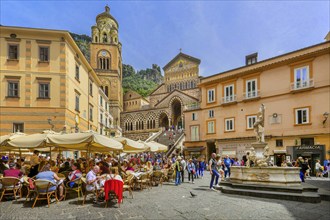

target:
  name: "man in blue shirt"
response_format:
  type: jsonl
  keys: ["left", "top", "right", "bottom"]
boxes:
{"left": 224, "top": 155, "right": 231, "bottom": 179}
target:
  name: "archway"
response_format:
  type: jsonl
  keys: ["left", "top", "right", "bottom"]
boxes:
{"left": 171, "top": 99, "right": 182, "bottom": 129}
{"left": 159, "top": 112, "right": 169, "bottom": 130}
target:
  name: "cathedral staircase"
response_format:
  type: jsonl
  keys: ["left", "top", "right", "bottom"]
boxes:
{"left": 152, "top": 129, "right": 184, "bottom": 157}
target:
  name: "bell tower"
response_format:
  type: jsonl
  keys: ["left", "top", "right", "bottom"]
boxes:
{"left": 90, "top": 6, "right": 123, "bottom": 135}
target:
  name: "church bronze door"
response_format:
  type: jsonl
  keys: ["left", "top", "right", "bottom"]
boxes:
{"left": 171, "top": 99, "right": 182, "bottom": 129}
{"left": 159, "top": 113, "right": 169, "bottom": 130}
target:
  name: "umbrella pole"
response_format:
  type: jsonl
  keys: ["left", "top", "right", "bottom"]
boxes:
{"left": 117, "top": 150, "right": 121, "bottom": 176}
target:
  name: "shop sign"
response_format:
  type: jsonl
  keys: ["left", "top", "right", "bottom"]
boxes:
{"left": 294, "top": 145, "right": 324, "bottom": 151}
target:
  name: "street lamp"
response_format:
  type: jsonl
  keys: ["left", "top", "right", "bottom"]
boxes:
{"left": 75, "top": 114, "right": 80, "bottom": 133}
{"left": 323, "top": 112, "right": 329, "bottom": 125}
{"left": 47, "top": 118, "right": 55, "bottom": 130}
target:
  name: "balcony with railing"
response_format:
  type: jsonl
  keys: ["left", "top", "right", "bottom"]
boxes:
{"left": 221, "top": 95, "right": 237, "bottom": 105}
{"left": 184, "top": 102, "right": 200, "bottom": 111}
{"left": 291, "top": 79, "right": 314, "bottom": 92}
{"left": 243, "top": 90, "right": 260, "bottom": 101}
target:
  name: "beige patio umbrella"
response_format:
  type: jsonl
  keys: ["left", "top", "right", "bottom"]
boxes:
{"left": 144, "top": 141, "right": 168, "bottom": 152}
{"left": 0, "top": 132, "right": 26, "bottom": 147}
{"left": 2, "top": 131, "right": 59, "bottom": 158}
{"left": 47, "top": 131, "right": 123, "bottom": 153}
{"left": 114, "top": 137, "right": 148, "bottom": 153}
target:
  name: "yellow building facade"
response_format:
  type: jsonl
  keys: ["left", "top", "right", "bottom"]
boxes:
{"left": 0, "top": 26, "right": 102, "bottom": 134}
{"left": 184, "top": 38, "right": 330, "bottom": 170}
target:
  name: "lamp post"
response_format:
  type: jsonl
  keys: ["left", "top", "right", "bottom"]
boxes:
{"left": 47, "top": 118, "right": 55, "bottom": 130}
{"left": 75, "top": 114, "right": 80, "bottom": 133}
{"left": 323, "top": 112, "right": 329, "bottom": 126}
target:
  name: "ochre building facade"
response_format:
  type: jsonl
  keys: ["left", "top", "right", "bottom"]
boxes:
{"left": 184, "top": 37, "right": 330, "bottom": 170}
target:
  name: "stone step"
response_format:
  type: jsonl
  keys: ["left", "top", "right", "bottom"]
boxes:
{"left": 219, "top": 181, "right": 318, "bottom": 193}
{"left": 216, "top": 185, "right": 321, "bottom": 203}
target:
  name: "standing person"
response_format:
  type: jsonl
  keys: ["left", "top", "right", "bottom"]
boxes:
{"left": 199, "top": 159, "right": 205, "bottom": 178}
{"left": 315, "top": 160, "right": 323, "bottom": 177}
{"left": 224, "top": 155, "right": 231, "bottom": 179}
{"left": 209, "top": 153, "right": 219, "bottom": 190}
{"left": 297, "top": 157, "right": 308, "bottom": 182}
{"left": 180, "top": 157, "right": 186, "bottom": 183}
{"left": 187, "top": 159, "right": 195, "bottom": 184}
{"left": 28, "top": 150, "right": 40, "bottom": 177}
{"left": 216, "top": 155, "right": 224, "bottom": 182}
{"left": 326, "top": 162, "right": 330, "bottom": 179}
{"left": 194, "top": 158, "right": 200, "bottom": 179}
{"left": 174, "top": 156, "right": 182, "bottom": 186}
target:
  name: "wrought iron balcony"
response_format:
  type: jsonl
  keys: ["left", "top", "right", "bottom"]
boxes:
{"left": 221, "top": 95, "right": 237, "bottom": 104}
{"left": 291, "top": 79, "right": 314, "bottom": 91}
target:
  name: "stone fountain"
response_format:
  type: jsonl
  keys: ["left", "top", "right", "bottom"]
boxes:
{"left": 217, "top": 104, "right": 322, "bottom": 203}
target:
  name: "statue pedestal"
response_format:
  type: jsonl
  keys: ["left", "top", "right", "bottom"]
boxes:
{"left": 230, "top": 166, "right": 301, "bottom": 186}
{"left": 251, "top": 142, "right": 267, "bottom": 158}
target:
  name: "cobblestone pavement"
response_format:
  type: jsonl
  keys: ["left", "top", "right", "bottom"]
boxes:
{"left": 0, "top": 173, "right": 329, "bottom": 220}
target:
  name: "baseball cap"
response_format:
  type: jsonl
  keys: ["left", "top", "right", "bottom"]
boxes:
{"left": 9, "top": 162, "right": 16, "bottom": 168}
{"left": 1, "top": 156, "right": 8, "bottom": 161}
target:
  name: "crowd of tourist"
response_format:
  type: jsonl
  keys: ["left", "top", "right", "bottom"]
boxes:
{"left": 1, "top": 150, "right": 329, "bottom": 202}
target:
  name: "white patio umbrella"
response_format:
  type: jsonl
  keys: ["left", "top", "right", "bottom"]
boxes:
{"left": 144, "top": 141, "right": 168, "bottom": 152}
{"left": 114, "top": 137, "right": 148, "bottom": 153}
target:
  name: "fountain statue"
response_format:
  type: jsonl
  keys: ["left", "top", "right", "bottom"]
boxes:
{"left": 228, "top": 104, "right": 301, "bottom": 186}
{"left": 253, "top": 103, "right": 265, "bottom": 143}
{"left": 217, "top": 104, "right": 317, "bottom": 203}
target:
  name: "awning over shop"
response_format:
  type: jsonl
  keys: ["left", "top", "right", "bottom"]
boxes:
{"left": 221, "top": 150, "right": 236, "bottom": 156}
{"left": 183, "top": 146, "right": 205, "bottom": 152}
{"left": 273, "top": 150, "right": 287, "bottom": 154}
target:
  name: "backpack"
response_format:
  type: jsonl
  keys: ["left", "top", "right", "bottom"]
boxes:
{"left": 301, "top": 162, "right": 308, "bottom": 171}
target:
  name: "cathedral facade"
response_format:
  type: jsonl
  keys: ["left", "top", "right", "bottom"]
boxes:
{"left": 121, "top": 53, "right": 202, "bottom": 140}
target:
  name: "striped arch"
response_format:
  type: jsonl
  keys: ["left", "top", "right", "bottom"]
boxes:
{"left": 123, "top": 114, "right": 134, "bottom": 131}
{"left": 157, "top": 110, "right": 170, "bottom": 128}
{"left": 145, "top": 111, "right": 157, "bottom": 130}
{"left": 134, "top": 113, "right": 145, "bottom": 131}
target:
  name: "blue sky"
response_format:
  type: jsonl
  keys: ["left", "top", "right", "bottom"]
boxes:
{"left": 1, "top": 0, "right": 329, "bottom": 77}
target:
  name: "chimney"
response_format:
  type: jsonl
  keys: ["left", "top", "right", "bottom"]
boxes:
{"left": 246, "top": 52, "right": 258, "bottom": 66}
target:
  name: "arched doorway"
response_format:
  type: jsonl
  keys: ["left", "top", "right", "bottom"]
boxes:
{"left": 159, "top": 112, "right": 169, "bottom": 130}
{"left": 171, "top": 99, "right": 182, "bottom": 129}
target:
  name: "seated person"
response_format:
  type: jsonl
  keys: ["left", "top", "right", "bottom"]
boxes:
{"left": 86, "top": 165, "right": 101, "bottom": 192}
{"left": 126, "top": 163, "right": 135, "bottom": 172}
{"left": 36, "top": 164, "right": 64, "bottom": 200}
{"left": 145, "top": 161, "right": 153, "bottom": 172}
{"left": 66, "top": 162, "right": 82, "bottom": 187}
{"left": 49, "top": 160, "right": 59, "bottom": 173}
{"left": 3, "top": 162, "right": 24, "bottom": 179}
{"left": 58, "top": 161, "right": 71, "bottom": 173}
{"left": 98, "top": 161, "right": 110, "bottom": 175}
{"left": 101, "top": 168, "right": 123, "bottom": 186}
{"left": 153, "top": 162, "right": 162, "bottom": 171}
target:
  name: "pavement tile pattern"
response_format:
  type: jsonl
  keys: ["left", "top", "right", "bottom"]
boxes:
{"left": 0, "top": 173, "right": 329, "bottom": 220}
